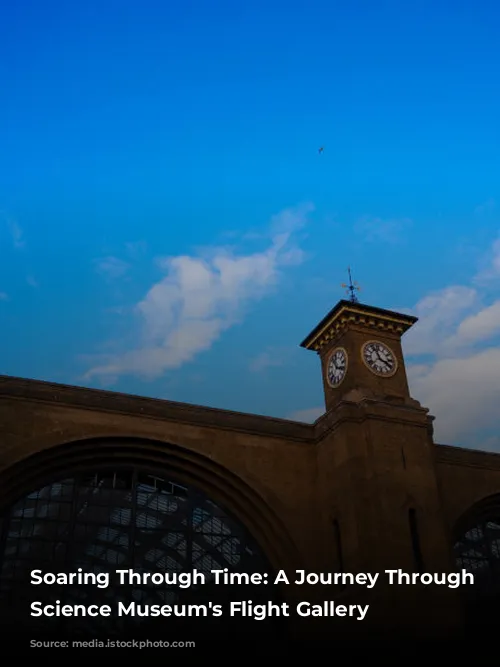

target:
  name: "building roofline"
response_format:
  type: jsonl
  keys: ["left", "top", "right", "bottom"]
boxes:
{"left": 0, "top": 374, "right": 315, "bottom": 442}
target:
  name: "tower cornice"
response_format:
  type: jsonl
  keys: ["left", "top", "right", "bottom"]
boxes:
{"left": 300, "top": 299, "right": 418, "bottom": 353}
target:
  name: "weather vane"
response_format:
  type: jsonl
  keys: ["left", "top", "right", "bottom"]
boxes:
{"left": 341, "top": 267, "right": 361, "bottom": 303}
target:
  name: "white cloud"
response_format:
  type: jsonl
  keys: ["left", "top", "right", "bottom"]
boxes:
{"left": 84, "top": 203, "right": 313, "bottom": 382}
{"left": 402, "top": 286, "right": 478, "bottom": 356}
{"left": 287, "top": 407, "right": 324, "bottom": 423}
{"left": 448, "top": 301, "right": 500, "bottom": 347}
{"left": 409, "top": 348, "right": 500, "bottom": 446}
{"left": 94, "top": 256, "right": 130, "bottom": 279}
{"left": 404, "top": 234, "right": 500, "bottom": 448}
{"left": 354, "top": 216, "right": 412, "bottom": 244}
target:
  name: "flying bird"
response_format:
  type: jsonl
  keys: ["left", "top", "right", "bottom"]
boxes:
{"left": 318, "top": 147, "right": 324, "bottom": 154}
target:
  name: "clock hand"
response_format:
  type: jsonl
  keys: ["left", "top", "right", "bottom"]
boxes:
{"left": 372, "top": 351, "right": 388, "bottom": 370}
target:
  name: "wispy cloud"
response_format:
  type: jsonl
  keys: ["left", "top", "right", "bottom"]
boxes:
{"left": 84, "top": 203, "right": 314, "bottom": 383}
{"left": 354, "top": 215, "right": 412, "bottom": 244}
{"left": 249, "top": 348, "right": 290, "bottom": 373}
{"left": 474, "top": 198, "right": 496, "bottom": 216}
{"left": 473, "top": 235, "right": 500, "bottom": 285}
{"left": 94, "top": 256, "right": 131, "bottom": 279}
{"left": 0, "top": 292, "right": 8, "bottom": 301}
{"left": 3, "top": 217, "right": 25, "bottom": 249}
{"left": 125, "top": 241, "right": 148, "bottom": 258}
{"left": 26, "top": 275, "right": 38, "bottom": 288}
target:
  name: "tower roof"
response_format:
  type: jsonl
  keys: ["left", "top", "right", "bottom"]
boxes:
{"left": 300, "top": 299, "right": 418, "bottom": 352}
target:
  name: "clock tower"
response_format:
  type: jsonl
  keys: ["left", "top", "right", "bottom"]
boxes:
{"left": 298, "top": 272, "right": 460, "bottom": 634}
{"left": 300, "top": 298, "right": 417, "bottom": 412}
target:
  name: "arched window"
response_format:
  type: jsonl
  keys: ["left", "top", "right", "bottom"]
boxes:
{"left": 453, "top": 496, "right": 500, "bottom": 630}
{"left": 0, "top": 468, "right": 274, "bottom": 637}
{"left": 454, "top": 516, "right": 500, "bottom": 598}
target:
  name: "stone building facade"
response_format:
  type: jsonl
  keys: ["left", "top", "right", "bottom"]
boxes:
{"left": 0, "top": 298, "right": 498, "bottom": 639}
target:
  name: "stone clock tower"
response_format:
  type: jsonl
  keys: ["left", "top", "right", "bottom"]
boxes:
{"left": 300, "top": 298, "right": 417, "bottom": 411}
{"left": 299, "top": 279, "right": 461, "bottom": 635}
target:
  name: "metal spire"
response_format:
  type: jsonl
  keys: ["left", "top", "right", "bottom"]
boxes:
{"left": 341, "top": 267, "right": 361, "bottom": 303}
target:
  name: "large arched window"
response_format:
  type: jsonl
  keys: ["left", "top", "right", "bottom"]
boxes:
{"left": 453, "top": 496, "right": 500, "bottom": 631}
{"left": 454, "top": 516, "right": 500, "bottom": 597}
{"left": 0, "top": 468, "right": 274, "bottom": 637}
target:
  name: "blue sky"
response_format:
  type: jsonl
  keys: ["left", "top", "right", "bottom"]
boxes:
{"left": 1, "top": 0, "right": 499, "bottom": 450}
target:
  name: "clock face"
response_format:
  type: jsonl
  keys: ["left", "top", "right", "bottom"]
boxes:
{"left": 362, "top": 341, "right": 398, "bottom": 377}
{"left": 326, "top": 347, "right": 348, "bottom": 388}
